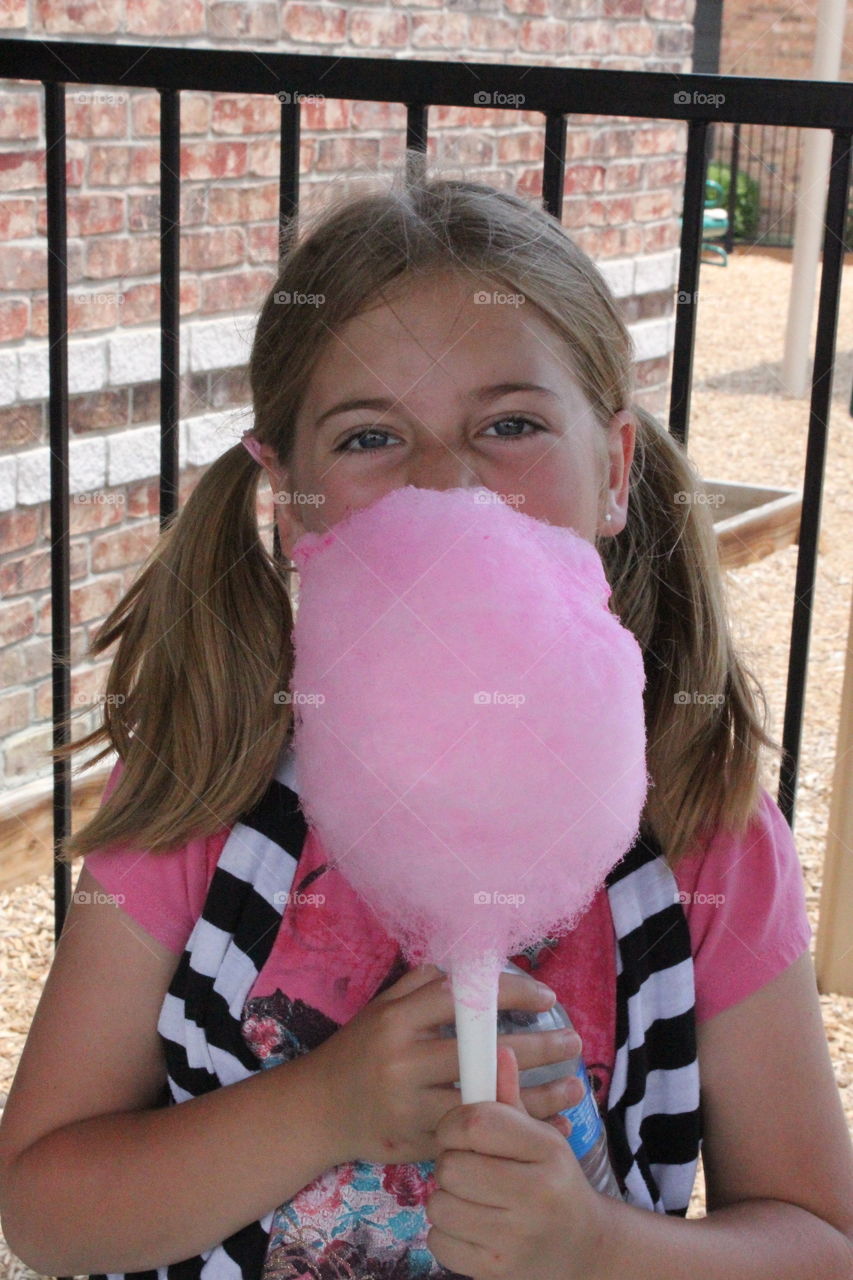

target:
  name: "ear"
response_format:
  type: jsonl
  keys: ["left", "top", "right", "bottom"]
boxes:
{"left": 254, "top": 442, "right": 309, "bottom": 559}
{"left": 598, "top": 409, "right": 636, "bottom": 537}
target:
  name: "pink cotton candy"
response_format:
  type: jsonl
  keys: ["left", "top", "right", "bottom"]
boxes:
{"left": 289, "top": 486, "right": 648, "bottom": 1009}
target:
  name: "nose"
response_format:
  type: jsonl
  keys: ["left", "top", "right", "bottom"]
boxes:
{"left": 404, "top": 437, "right": 481, "bottom": 494}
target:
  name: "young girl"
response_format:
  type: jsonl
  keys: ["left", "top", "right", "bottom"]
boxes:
{"left": 1, "top": 158, "right": 852, "bottom": 1280}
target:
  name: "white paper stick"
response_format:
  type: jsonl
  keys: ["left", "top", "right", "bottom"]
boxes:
{"left": 450, "top": 959, "right": 499, "bottom": 1104}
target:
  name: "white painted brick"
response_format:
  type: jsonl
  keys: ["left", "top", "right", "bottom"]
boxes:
{"left": 18, "top": 347, "right": 48, "bottom": 401}
{"left": 107, "top": 423, "right": 164, "bottom": 485}
{"left": 189, "top": 314, "right": 255, "bottom": 374}
{"left": 634, "top": 250, "right": 679, "bottom": 295}
{"left": 68, "top": 337, "right": 107, "bottom": 395}
{"left": 0, "top": 460, "right": 16, "bottom": 511}
{"left": 185, "top": 409, "right": 252, "bottom": 467}
{"left": 70, "top": 436, "right": 107, "bottom": 495}
{"left": 16, "top": 446, "right": 49, "bottom": 504}
{"left": 628, "top": 316, "right": 675, "bottom": 362}
{"left": 109, "top": 329, "right": 188, "bottom": 386}
{"left": 0, "top": 350, "right": 17, "bottom": 407}
{"left": 597, "top": 257, "right": 635, "bottom": 299}
{"left": 14, "top": 437, "right": 108, "bottom": 504}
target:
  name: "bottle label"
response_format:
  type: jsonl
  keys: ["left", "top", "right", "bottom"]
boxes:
{"left": 560, "top": 1060, "right": 602, "bottom": 1160}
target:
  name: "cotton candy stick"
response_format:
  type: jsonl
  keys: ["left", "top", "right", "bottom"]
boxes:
{"left": 289, "top": 485, "right": 648, "bottom": 1103}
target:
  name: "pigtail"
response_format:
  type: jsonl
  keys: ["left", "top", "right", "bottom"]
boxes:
{"left": 598, "top": 406, "right": 780, "bottom": 866}
{"left": 55, "top": 444, "right": 295, "bottom": 859}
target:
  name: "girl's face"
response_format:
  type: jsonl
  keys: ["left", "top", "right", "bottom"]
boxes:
{"left": 258, "top": 271, "right": 635, "bottom": 556}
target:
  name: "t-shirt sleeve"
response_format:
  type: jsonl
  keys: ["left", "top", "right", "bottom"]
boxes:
{"left": 673, "top": 786, "right": 812, "bottom": 1023}
{"left": 82, "top": 758, "right": 229, "bottom": 956}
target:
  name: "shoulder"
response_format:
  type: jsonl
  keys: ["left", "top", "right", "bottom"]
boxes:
{"left": 672, "top": 787, "right": 812, "bottom": 1022}
{"left": 84, "top": 759, "right": 232, "bottom": 955}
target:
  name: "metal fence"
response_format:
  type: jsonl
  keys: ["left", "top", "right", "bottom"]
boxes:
{"left": 1, "top": 39, "right": 851, "bottom": 960}
{"left": 708, "top": 120, "right": 853, "bottom": 249}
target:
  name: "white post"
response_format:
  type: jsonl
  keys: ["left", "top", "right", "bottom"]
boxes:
{"left": 780, "top": 0, "right": 846, "bottom": 398}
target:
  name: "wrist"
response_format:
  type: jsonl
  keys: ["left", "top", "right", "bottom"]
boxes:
{"left": 294, "top": 1040, "right": 356, "bottom": 1169}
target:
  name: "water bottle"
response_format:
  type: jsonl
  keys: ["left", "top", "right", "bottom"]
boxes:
{"left": 439, "top": 960, "right": 624, "bottom": 1200}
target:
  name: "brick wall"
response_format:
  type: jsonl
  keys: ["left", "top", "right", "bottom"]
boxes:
{"left": 0, "top": 0, "right": 694, "bottom": 800}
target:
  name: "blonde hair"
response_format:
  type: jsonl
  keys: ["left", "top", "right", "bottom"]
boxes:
{"left": 55, "top": 154, "right": 778, "bottom": 868}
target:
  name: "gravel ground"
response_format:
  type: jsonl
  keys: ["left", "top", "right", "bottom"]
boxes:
{"left": 1, "top": 246, "right": 851, "bottom": 1271}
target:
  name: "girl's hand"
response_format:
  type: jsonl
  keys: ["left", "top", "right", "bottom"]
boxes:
{"left": 308, "top": 965, "right": 585, "bottom": 1166}
{"left": 425, "top": 1046, "right": 612, "bottom": 1280}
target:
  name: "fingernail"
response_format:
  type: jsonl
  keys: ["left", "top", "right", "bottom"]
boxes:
{"left": 536, "top": 983, "right": 556, "bottom": 1001}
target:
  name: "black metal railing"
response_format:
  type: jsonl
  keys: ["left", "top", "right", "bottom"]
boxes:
{"left": 1, "top": 39, "right": 851, "bottom": 953}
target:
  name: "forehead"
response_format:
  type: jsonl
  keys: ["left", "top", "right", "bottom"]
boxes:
{"left": 302, "top": 271, "right": 580, "bottom": 400}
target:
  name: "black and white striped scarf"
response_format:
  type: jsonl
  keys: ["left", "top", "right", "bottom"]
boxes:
{"left": 91, "top": 744, "right": 701, "bottom": 1280}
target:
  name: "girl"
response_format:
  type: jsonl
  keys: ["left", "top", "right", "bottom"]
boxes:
{"left": 1, "top": 158, "right": 852, "bottom": 1280}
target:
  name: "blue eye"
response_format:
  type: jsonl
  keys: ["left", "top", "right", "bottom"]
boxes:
{"left": 334, "top": 415, "right": 546, "bottom": 453}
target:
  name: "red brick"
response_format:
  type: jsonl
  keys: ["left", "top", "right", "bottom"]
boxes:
{"left": 181, "top": 141, "right": 248, "bottom": 181}
{"left": 131, "top": 91, "right": 210, "bottom": 136}
{"left": 87, "top": 145, "right": 130, "bottom": 186}
{"left": 568, "top": 20, "right": 612, "bottom": 53}
{"left": 126, "top": 0, "right": 204, "bottom": 33}
{"left": 0, "top": 507, "right": 39, "bottom": 552}
{"left": 411, "top": 12, "right": 467, "bottom": 46}
{"left": 201, "top": 268, "right": 276, "bottom": 314}
{"left": 645, "top": 156, "right": 686, "bottom": 187}
{"left": 181, "top": 227, "right": 246, "bottom": 270}
{"left": 60, "top": 194, "right": 126, "bottom": 237}
{"left": 246, "top": 223, "right": 278, "bottom": 265}
{"left": 208, "top": 1, "right": 279, "bottom": 38}
{"left": 351, "top": 101, "right": 407, "bottom": 131}
{"left": 32, "top": 289, "right": 123, "bottom": 335}
{"left": 0, "top": 151, "right": 45, "bottom": 192}
{"left": 0, "top": 197, "right": 37, "bottom": 238}
{"left": 300, "top": 98, "right": 351, "bottom": 131}
{"left": 565, "top": 163, "right": 606, "bottom": 194}
{"left": 85, "top": 235, "right": 159, "bottom": 279}
{"left": 439, "top": 134, "right": 494, "bottom": 167}
{"left": 129, "top": 145, "right": 162, "bottom": 185}
{"left": 316, "top": 136, "right": 381, "bottom": 172}
{"left": 33, "top": 0, "right": 121, "bottom": 32}
{"left": 90, "top": 519, "right": 159, "bottom": 573}
{"left": 212, "top": 95, "right": 280, "bottom": 135}
{"left": 282, "top": 2, "right": 347, "bottom": 42}
{"left": 68, "top": 489, "right": 125, "bottom": 533}
{"left": 634, "top": 190, "right": 674, "bottom": 221}
{"left": 36, "top": 663, "right": 114, "bottom": 720}
{"left": 504, "top": 0, "right": 547, "bottom": 12}
{"left": 128, "top": 192, "right": 160, "bottom": 231}
{"left": 208, "top": 181, "right": 279, "bottom": 225}
{"left": 0, "top": 244, "right": 45, "bottom": 290}
{"left": 0, "top": 406, "right": 42, "bottom": 454}
{"left": 0, "top": 92, "right": 40, "bottom": 140}
{"left": 66, "top": 94, "right": 128, "bottom": 138}
{"left": 180, "top": 276, "right": 200, "bottom": 316}
{"left": 0, "top": 598, "right": 36, "bottom": 647}
{"left": 604, "top": 161, "right": 643, "bottom": 191}
{"left": 603, "top": 195, "right": 635, "bottom": 224}
{"left": 68, "top": 575, "right": 125, "bottom": 627}
{"left": 0, "top": 688, "right": 30, "bottom": 735}
{"left": 348, "top": 8, "right": 408, "bottom": 45}
{"left": 117, "top": 283, "right": 160, "bottom": 326}
{"left": 70, "top": 388, "right": 129, "bottom": 434}
{"left": 0, "top": 540, "right": 87, "bottom": 596}
{"left": 613, "top": 21, "right": 654, "bottom": 54}
{"left": 643, "top": 222, "right": 680, "bottom": 252}
{"left": 0, "top": 0, "right": 27, "bottom": 26}
{"left": 469, "top": 15, "right": 516, "bottom": 48}
{"left": 520, "top": 17, "right": 569, "bottom": 52}
{"left": 126, "top": 478, "right": 161, "bottom": 517}
{"left": 0, "top": 296, "right": 28, "bottom": 340}
{"left": 634, "top": 123, "right": 684, "bottom": 155}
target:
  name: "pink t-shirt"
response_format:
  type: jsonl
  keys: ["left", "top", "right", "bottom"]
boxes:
{"left": 85, "top": 761, "right": 811, "bottom": 1109}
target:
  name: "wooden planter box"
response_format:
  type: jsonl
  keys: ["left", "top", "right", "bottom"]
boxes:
{"left": 703, "top": 479, "right": 803, "bottom": 570}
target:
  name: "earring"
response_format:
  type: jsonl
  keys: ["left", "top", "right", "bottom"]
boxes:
{"left": 604, "top": 513, "right": 613, "bottom": 524}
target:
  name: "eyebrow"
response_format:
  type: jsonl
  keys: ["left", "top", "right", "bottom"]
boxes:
{"left": 314, "top": 382, "right": 560, "bottom": 428}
